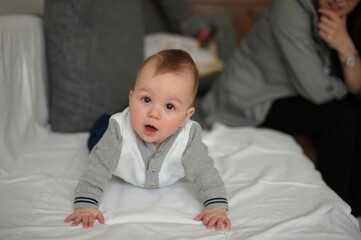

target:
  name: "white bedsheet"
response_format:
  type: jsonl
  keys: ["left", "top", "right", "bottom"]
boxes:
{"left": 1, "top": 124, "right": 360, "bottom": 240}
{"left": 0, "top": 14, "right": 360, "bottom": 240}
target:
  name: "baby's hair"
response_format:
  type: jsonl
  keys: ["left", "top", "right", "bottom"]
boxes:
{"left": 136, "top": 49, "right": 199, "bottom": 98}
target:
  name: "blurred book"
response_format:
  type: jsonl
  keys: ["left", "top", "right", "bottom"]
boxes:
{"left": 144, "top": 33, "right": 223, "bottom": 77}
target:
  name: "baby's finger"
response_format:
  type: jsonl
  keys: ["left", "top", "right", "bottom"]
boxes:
{"left": 194, "top": 212, "right": 205, "bottom": 221}
{"left": 206, "top": 216, "right": 218, "bottom": 229}
{"left": 215, "top": 218, "right": 225, "bottom": 231}
{"left": 88, "top": 215, "right": 95, "bottom": 228}
{"left": 224, "top": 218, "right": 232, "bottom": 230}
{"left": 64, "top": 214, "right": 75, "bottom": 224}
{"left": 82, "top": 216, "right": 89, "bottom": 229}
{"left": 96, "top": 212, "right": 105, "bottom": 224}
{"left": 71, "top": 215, "right": 82, "bottom": 226}
{"left": 202, "top": 215, "right": 211, "bottom": 226}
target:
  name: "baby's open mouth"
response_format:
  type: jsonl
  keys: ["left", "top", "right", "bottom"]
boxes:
{"left": 145, "top": 124, "right": 158, "bottom": 134}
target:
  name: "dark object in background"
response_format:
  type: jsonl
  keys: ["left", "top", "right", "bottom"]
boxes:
{"left": 44, "top": 0, "right": 144, "bottom": 132}
{"left": 87, "top": 114, "right": 111, "bottom": 151}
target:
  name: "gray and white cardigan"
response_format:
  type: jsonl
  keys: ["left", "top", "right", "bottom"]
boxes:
{"left": 74, "top": 108, "right": 228, "bottom": 210}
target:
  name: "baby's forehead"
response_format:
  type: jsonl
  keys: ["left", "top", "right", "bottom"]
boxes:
{"left": 139, "top": 59, "right": 158, "bottom": 77}
{"left": 137, "top": 61, "right": 195, "bottom": 84}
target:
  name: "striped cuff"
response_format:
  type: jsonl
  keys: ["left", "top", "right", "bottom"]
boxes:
{"left": 204, "top": 198, "right": 228, "bottom": 208}
{"left": 74, "top": 197, "right": 98, "bottom": 207}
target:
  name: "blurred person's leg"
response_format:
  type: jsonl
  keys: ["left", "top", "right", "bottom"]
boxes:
{"left": 346, "top": 94, "right": 361, "bottom": 217}
{"left": 260, "top": 96, "right": 356, "bottom": 208}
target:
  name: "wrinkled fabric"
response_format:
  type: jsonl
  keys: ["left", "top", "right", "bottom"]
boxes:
{"left": 0, "top": 15, "right": 48, "bottom": 176}
{"left": 0, "top": 125, "right": 360, "bottom": 239}
{"left": 1, "top": 14, "right": 360, "bottom": 240}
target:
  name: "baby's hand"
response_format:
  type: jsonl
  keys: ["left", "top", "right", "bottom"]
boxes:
{"left": 64, "top": 208, "right": 105, "bottom": 229}
{"left": 195, "top": 208, "right": 231, "bottom": 231}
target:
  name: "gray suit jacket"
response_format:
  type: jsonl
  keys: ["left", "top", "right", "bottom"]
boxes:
{"left": 201, "top": 0, "right": 348, "bottom": 127}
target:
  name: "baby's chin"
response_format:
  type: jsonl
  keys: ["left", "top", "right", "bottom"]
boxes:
{"left": 137, "top": 133, "right": 161, "bottom": 148}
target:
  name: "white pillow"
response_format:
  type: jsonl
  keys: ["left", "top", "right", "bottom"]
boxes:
{"left": 0, "top": 15, "right": 48, "bottom": 175}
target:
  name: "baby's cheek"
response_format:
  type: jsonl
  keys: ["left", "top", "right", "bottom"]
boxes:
{"left": 129, "top": 110, "right": 143, "bottom": 129}
{"left": 164, "top": 119, "right": 185, "bottom": 133}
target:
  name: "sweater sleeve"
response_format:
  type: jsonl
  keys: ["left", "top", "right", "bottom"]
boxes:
{"left": 182, "top": 122, "right": 228, "bottom": 210}
{"left": 74, "top": 118, "right": 122, "bottom": 209}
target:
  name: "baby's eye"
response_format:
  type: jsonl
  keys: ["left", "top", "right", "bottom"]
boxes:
{"left": 165, "top": 103, "right": 175, "bottom": 110}
{"left": 142, "top": 97, "right": 151, "bottom": 103}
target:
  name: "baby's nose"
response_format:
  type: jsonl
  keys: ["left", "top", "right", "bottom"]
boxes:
{"left": 148, "top": 106, "right": 160, "bottom": 119}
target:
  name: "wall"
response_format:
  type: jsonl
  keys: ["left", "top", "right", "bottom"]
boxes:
{"left": 187, "top": 0, "right": 272, "bottom": 43}
{"left": 0, "top": 0, "right": 44, "bottom": 15}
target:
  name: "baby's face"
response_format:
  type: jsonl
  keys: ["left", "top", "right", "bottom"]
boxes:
{"left": 129, "top": 62, "right": 195, "bottom": 148}
{"left": 318, "top": 0, "right": 359, "bottom": 17}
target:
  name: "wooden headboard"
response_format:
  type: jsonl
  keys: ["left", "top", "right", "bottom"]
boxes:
{"left": 187, "top": 0, "right": 272, "bottom": 43}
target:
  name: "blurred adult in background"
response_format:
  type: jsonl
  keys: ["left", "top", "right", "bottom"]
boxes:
{"left": 200, "top": 0, "right": 361, "bottom": 217}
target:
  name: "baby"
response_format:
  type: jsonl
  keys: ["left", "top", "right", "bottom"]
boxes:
{"left": 64, "top": 49, "right": 231, "bottom": 231}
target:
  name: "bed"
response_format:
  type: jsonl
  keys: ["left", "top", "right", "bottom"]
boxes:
{"left": 1, "top": 14, "right": 360, "bottom": 240}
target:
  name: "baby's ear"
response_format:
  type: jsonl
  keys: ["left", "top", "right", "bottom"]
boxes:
{"left": 187, "top": 107, "right": 195, "bottom": 119}
{"left": 128, "top": 90, "right": 133, "bottom": 103}
{"left": 181, "top": 107, "right": 195, "bottom": 126}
